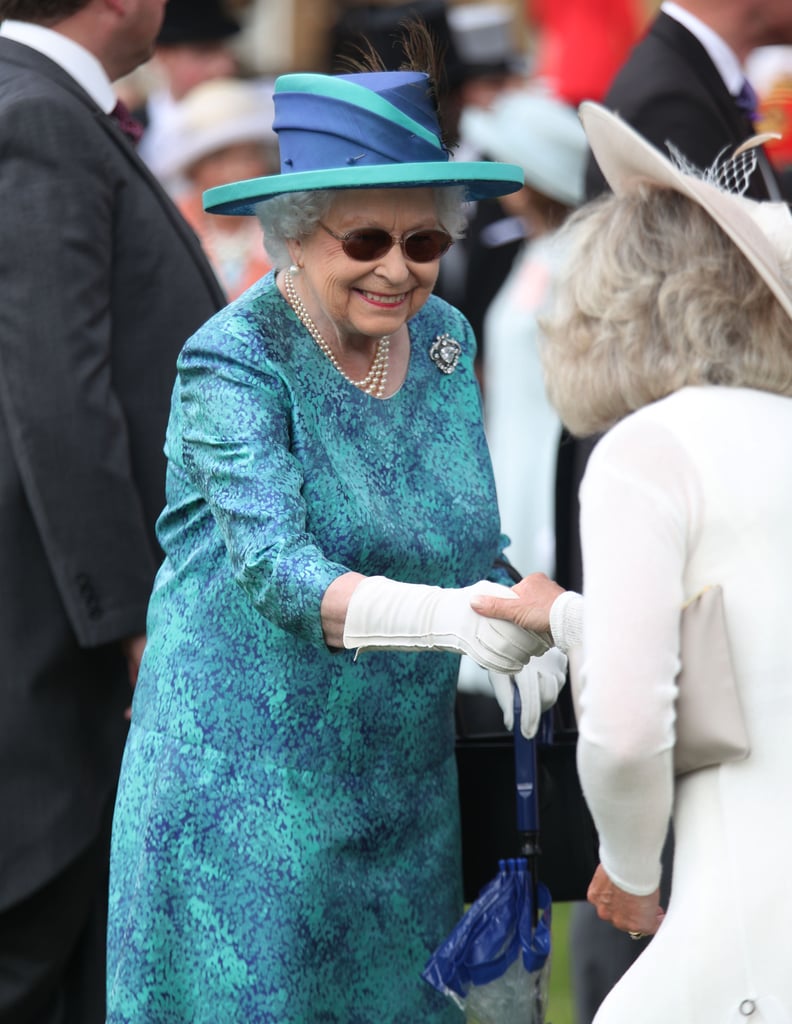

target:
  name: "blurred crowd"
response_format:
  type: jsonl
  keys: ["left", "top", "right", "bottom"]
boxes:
{"left": 114, "top": 0, "right": 651, "bottom": 294}
{"left": 116, "top": 0, "right": 792, "bottom": 357}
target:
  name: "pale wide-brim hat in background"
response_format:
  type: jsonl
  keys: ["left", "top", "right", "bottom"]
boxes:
{"left": 156, "top": 77, "right": 278, "bottom": 182}
{"left": 203, "top": 70, "right": 525, "bottom": 215}
{"left": 579, "top": 100, "right": 792, "bottom": 320}
{"left": 460, "top": 89, "right": 588, "bottom": 207}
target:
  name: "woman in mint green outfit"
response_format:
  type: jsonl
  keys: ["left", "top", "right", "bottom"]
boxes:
{"left": 107, "top": 60, "right": 552, "bottom": 1023}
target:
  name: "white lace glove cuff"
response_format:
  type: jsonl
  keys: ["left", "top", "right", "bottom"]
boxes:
{"left": 343, "top": 576, "right": 549, "bottom": 673}
{"left": 549, "top": 591, "right": 584, "bottom": 653}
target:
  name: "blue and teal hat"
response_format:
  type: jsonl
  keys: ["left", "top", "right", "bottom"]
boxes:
{"left": 203, "top": 70, "right": 524, "bottom": 215}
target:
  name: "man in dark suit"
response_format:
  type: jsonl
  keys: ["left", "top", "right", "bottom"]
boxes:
{"left": 0, "top": 2, "right": 225, "bottom": 1021}
{"left": 583, "top": 1, "right": 790, "bottom": 201}
{"left": 555, "top": 3, "right": 792, "bottom": 1021}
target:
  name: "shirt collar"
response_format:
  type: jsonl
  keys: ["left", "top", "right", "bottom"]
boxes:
{"left": 661, "top": 2, "right": 745, "bottom": 96}
{"left": 0, "top": 19, "right": 116, "bottom": 113}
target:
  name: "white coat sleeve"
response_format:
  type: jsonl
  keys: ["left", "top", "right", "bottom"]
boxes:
{"left": 576, "top": 414, "right": 702, "bottom": 895}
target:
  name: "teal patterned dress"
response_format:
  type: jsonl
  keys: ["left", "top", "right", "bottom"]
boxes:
{"left": 107, "top": 272, "right": 509, "bottom": 1023}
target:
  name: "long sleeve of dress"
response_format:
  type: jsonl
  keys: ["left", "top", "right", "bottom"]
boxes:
{"left": 172, "top": 324, "right": 350, "bottom": 647}
{"left": 575, "top": 411, "right": 703, "bottom": 894}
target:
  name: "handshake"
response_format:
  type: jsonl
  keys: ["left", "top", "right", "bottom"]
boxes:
{"left": 343, "top": 576, "right": 567, "bottom": 738}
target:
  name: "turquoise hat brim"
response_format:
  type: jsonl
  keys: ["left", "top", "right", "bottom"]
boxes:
{"left": 203, "top": 161, "right": 525, "bottom": 215}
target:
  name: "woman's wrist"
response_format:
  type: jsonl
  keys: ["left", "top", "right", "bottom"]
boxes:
{"left": 549, "top": 590, "right": 584, "bottom": 652}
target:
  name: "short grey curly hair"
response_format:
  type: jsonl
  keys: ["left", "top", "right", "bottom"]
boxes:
{"left": 540, "top": 184, "right": 792, "bottom": 437}
{"left": 254, "top": 187, "right": 468, "bottom": 269}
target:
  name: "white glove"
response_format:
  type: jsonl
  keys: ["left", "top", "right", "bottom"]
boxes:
{"left": 343, "top": 576, "right": 550, "bottom": 673}
{"left": 489, "top": 647, "right": 569, "bottom": 738}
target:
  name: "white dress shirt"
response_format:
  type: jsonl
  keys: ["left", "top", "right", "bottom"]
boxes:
{"left": 661, "top": 1, "right": 745, "bottom": 96}
{"left": 0, "top": 19, "right": 115, "bottom": 112}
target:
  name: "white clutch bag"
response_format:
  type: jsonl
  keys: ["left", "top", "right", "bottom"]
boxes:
{"left": 568, "top": 585, "right": 750, "bottom": 776}
{"left": 673, "top": 585, "right": 750, "bottom": 775}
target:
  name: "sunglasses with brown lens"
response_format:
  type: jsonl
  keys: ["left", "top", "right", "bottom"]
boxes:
{"left": 319, "top": 222, "right": 453, "bottom": 263}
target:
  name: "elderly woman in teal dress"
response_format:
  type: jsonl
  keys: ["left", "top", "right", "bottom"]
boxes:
{"left": 106, "top": 50, "right": 560, "bottom": 1024}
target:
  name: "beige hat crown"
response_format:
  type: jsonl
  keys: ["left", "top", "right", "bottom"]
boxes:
{"left": 158, "top": 78, "right": 277, "bottom": 181}
{"left": 580, "top": 101, "right": 792, "bottom": 320}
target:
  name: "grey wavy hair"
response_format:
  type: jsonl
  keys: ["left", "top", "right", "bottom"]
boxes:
{"left": 540, "top": 184, "right": 792, "bottom": 437}
{"left": 254, "top": 187, "right": 468, "bottom": 269}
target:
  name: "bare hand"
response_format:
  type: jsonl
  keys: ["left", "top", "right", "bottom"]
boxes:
{"left": 470, "top": 572, "right": 564, "bottom": 638}
{"left": 121, "top": 633, "right": 146, "bottom": 686}
{"left": 120, "top": 633, "right": 146, "bottom": 720}
{"left": 587, "top": 864, "right": 665, "bottom": 937}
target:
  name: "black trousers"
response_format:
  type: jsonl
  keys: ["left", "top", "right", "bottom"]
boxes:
{"left": 0, "top": 799, "right": 113, "bottom": 1024}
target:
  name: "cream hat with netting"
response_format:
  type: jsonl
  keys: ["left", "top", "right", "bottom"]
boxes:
{"left": 580, "top": 101, "right": 792, "bottom": 319}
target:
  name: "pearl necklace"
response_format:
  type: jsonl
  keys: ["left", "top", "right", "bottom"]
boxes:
{"left": 283, "top": 268, "right": 390, "bottom": 397}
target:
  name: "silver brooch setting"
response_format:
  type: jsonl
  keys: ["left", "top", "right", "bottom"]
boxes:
{"left": 429, "top": 334, "right": 461, "bottom": 375}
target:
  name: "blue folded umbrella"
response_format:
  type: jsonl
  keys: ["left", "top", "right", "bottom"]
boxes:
{"left": 422, "top": 857, "right": 551, "bottom": 1023}
{"left": 423, "top": 687, "right": 553, "bottom": 1023}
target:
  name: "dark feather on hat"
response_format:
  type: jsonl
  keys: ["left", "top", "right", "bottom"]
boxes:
{"left": 335, "top": 17, "right": 452, "bottom": 152}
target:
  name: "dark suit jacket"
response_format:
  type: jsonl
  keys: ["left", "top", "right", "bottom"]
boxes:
{"left": 556, "top": 11, "right": 786, "bottom": 591}
{"left": 584, "top": 11, "right": 780, "bottom": 201}
{"left": 0, "top": 38, "right": 226, "bottom": 909}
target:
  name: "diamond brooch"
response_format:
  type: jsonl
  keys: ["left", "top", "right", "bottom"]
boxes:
{"left": 429, "top": 334, "right": 462, "bottom": 375}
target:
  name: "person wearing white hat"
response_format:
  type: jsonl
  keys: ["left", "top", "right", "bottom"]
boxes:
{"left": 553, "top": 5, "right": 792, "bottom": 1016}
{"left": 160, "top": 76, "right": 279, "bottom": 299}
{"left": 559, "top": 0, "right": 792, "bottom": 611}
{"left": 474, "top": 101, "right": 792, "bottom": 1023}
{"left": 561, "top": 0, "right": 792, "bottom": 618}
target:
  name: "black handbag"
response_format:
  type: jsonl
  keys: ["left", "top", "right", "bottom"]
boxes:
{"left": 455, "top": 692, "right": 599, "bottom": 904}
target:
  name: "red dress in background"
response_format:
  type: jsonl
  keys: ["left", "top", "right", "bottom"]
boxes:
{"left": 528, "top": 0, "right": 648, "bottom": 105}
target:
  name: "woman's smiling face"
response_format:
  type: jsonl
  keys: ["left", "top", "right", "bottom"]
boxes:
{"left": 289, "top": 188, "right": 446, "bottom": 344}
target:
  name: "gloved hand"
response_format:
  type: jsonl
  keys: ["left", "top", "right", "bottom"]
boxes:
{"left": 489, "top": 647, "right": 568, "bottom": 738}
{"left": 343, "top": 576, "right": 550, "bottom": 674}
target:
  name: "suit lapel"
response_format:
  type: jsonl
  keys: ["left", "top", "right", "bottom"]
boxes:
{"left": 95, "top": 111, "right": 229, "bottom": 299}
{"left": 652, "top": 14, "right": 746, "bottom": 135}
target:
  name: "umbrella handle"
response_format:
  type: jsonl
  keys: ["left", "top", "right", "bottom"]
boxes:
{"left": 513, "top": 683, "right": 540, "bottom": 837}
